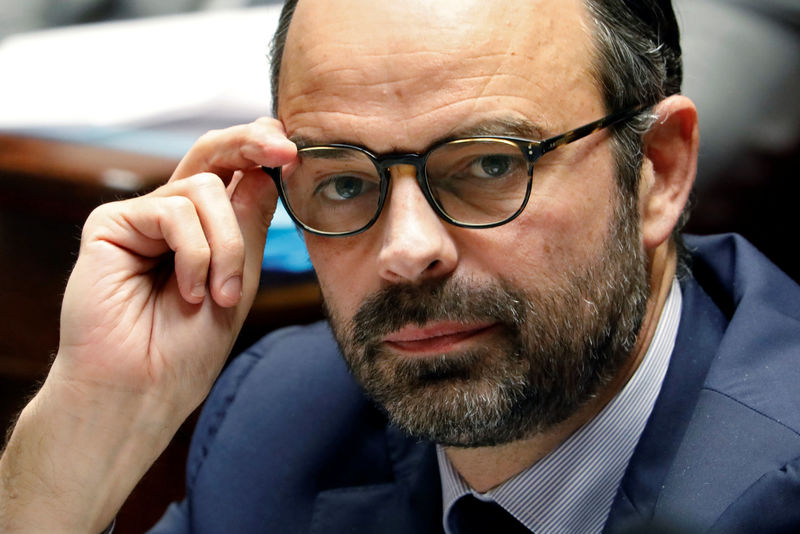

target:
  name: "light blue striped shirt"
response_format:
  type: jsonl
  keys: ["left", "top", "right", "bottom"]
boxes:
{"left": 437, "top": 279, "right": 682, "bottom": 534}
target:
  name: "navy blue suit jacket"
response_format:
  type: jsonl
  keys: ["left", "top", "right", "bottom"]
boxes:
{"left": 150, "top": 234, "right": 800, "bottom": 533}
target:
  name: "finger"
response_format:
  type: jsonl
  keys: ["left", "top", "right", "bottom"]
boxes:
{"left": 228, "top": 167, "right": 280, "bottom": 306}
{"left": 152, "top": 173, "right": 248, "bottom": 308}
{"left": 170, "top": 118, "right": 297, "bottom": 184}
{"left": 87, "top": 196, "right": 212, "bottom": 305}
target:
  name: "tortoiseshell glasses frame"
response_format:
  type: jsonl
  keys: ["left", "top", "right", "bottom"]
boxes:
{"left": 262, "top": 104, "right": 648, "bottom": 237}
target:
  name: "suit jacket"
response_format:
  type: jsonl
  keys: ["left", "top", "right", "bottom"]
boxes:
{"left": 149, "top": 234, "right": 800, "bottom": 533}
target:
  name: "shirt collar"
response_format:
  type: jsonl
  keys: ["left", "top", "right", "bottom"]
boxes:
{"left": 437, "top": 278, "right": 682, "bottom": 534}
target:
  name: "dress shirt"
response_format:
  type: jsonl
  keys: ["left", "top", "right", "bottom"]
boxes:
{"left": 438, "top": 279, "right": 682, "bottom": 534}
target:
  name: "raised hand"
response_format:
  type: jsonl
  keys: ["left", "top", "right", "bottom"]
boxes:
{"left": 0, "top": 118, "right": 296, "bottom": 533}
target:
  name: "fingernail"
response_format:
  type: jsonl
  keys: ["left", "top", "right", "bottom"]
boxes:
{"left": 191, "top": 282, "right": 206, "bottom": 299}
{"left": 221, "top": 276, "right": 242, "bottom": 301}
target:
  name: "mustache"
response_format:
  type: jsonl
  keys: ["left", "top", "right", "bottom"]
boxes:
{"left": 348, "top": 278, "right": 527, "bottom": 347}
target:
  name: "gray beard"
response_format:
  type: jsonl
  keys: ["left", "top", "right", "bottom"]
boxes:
{"left": 326, "top": 199, "right": 650, "bottom": 448}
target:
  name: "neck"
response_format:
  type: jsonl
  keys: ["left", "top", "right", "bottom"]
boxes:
{"left": 444, "top": 241, "right": 678, "bottom": 492}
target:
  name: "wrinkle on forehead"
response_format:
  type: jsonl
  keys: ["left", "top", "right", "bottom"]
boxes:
{"left": 291, "top": 114, "right": 549, "bottom": 150}
{"left": 280, "top": 0, "right": 600, "bottom": 151}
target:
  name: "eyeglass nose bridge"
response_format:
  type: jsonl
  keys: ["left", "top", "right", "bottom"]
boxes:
{"left": 369, "top": 152, "right": 443, "bottom": 216}
{"left": 368, "top": 144, "right": 537, "bottom": 230}
{"left": 372, "top": 152, "right": 427, "bottom": 181}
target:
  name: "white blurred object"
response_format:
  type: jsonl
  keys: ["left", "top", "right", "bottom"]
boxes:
{"left": 0, "top": 5, "right": 310, "bottom": 272}
{"left": 0, "top": 6, "right": 281, "bottom": 130}
{"left": 674, "top": 0, "right": 800, "bottom": 188}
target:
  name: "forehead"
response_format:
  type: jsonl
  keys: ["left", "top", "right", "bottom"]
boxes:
{"left": 279, "top": 0, "right": 602, "bottom": 151}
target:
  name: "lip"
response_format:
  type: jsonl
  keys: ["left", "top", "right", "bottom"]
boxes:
{"left": 382, "top": 321, "right": 497, "bottom": 355}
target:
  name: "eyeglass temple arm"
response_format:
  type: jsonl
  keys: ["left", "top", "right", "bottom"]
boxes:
{"left": 536, "top": 104, "right": 650, "bottom": 156}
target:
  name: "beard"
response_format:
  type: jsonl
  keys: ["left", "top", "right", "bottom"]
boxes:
{"left": 325, "top": 195, "right": 650, "bottom": 448}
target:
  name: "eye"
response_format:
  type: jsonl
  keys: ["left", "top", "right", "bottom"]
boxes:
{"left": 316, "top": 175, "right": 375, "bottom": 201}
{"left": 469, "top": 154, "right": 514, "bottom": 179}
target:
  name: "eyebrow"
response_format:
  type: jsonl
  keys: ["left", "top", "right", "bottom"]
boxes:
{"left": 289, "top": 117, "right": 548, "bottom": 151}
{"left": 442, "top": 117, "right": 547, "bottom": 142}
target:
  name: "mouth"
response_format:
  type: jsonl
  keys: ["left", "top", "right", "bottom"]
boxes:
{"left": 381, "top": 321, "right": 498, "bottom": 356}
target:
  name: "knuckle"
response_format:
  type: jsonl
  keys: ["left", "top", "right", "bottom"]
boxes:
{"left": 213, "top": 234, "right": 245, "bottom": 261}
{"left": 188, "top": 172, "right": 225, "bottom": 192}
{"left": 254, "top": 116, "right": 278, "bottom": 126}
{"left": 162, "top": 195, "right": 196, "bottom": 217}
{"left": 195, "top": 128, "right": 223, "bottom": 149}
{"left": 192, "top": 130, "right": 229, "bottom": 164}
{"left": 185, "top": 242, "right": 212, "bottom": 264}
{"left": 85, "top": 201, "right": 113, "bottom": 225}
{"left": 251, "top": 120, "right": 285, "bottom": 142}
{"left": 82, "top": 200, "right": 124, "bottom": 238}
{"left": 254, "top": 116, "right": 286, "bottom": 133}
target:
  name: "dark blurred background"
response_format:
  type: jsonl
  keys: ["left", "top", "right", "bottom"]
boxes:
{"left": 0, "top": 0, "right": 798, "bottom": 531}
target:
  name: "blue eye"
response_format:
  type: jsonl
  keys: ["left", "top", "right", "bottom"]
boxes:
{"left": 334, "top": 176, "right": 363, "bottom": 199}
{"left": 317, "top": 175, "right": 376, "bottom": 201}
{"left": 470, "top": 155, "right": 514, "bottom": 178}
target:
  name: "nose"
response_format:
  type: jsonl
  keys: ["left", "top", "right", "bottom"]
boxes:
{"left": 376, "top": 165, "right": 458, "bottom": 284}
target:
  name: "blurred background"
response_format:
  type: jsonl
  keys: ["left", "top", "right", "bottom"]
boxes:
{"left": 0, "top": 0, "right": 798, "bottom": 531}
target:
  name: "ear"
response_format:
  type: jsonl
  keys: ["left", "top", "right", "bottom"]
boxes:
{"left": 639, "top": 95, "right": 699, "bottom": 250}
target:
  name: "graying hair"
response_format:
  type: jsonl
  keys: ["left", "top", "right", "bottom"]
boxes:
{"left": 583, "top": 0, "right": 690, "bottom": 268}
{"left": 268, "top": 0, "right": 690, "bottom": 265}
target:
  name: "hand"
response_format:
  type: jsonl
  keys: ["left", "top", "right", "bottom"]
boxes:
{"left": 0, "top": 118, "right": 296, "bottom": 533}
{"left": 55, "top": 117, "right": 296, "bottom": 415}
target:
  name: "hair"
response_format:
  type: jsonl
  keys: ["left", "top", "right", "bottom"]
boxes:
{"left": 268, "top": 0, "right": 691, "bottom": 269}
{"left": 270, "top": 0, "right": 297, "bottom": 116}
{"left": 583, "top": 0, "right": 691, "bottom": 271}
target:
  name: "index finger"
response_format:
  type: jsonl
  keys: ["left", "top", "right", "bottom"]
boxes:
{"left": 170, "top": 117, "right": 297, "bottom": 184}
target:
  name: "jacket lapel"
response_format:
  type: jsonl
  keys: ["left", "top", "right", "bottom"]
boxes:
{"left": 650, "top": 235, "right": 800, "bottom": 530}
{"left": 310, "top": 425, "right": 443, "bottom": 534}
{"left": 608, "top": 234, "right": 800, "bottom": 531}
{"left": 604, "top": 272, "right": 728, "bottom": 532}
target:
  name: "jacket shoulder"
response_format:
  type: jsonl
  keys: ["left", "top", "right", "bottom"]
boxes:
{"left": 686, "top": 233, "right": 800, "bottom": 432}
{"left": 650, "top": 235, "right": 800, "bottom": 531}
{"left": 187, "top": 320, "right": 374, "bottom": 479}
{"left": 180, "top": 321, "right": 392, "bottom": 533}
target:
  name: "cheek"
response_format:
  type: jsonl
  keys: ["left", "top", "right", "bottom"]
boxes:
{"left": 544, "top": 149, "right": 618, "bottom": 236}
{"left": 539, "top": 191, "right": 614, "bottom": 255}
{"left": 479, "top": 166, "right": 617, "bottom": 286}
{"left": 306, "top": 234, "right": 375, "bottom": 320}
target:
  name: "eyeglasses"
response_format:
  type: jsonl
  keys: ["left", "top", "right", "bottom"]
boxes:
{"left": 262, "top": 104, "right": 646, "bottom": 237}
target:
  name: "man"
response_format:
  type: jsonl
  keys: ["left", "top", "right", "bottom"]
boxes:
{"left": 1, "top": 0, "right": 799, "bottom": 533}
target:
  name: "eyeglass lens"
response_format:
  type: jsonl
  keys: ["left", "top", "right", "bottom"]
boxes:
{"left": 280, "top": 140, "right": 531, "bottom": 234}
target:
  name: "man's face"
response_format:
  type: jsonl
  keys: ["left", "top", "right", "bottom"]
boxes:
{"left": 278, "top": 0, "right": 650, "bottom": 446}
